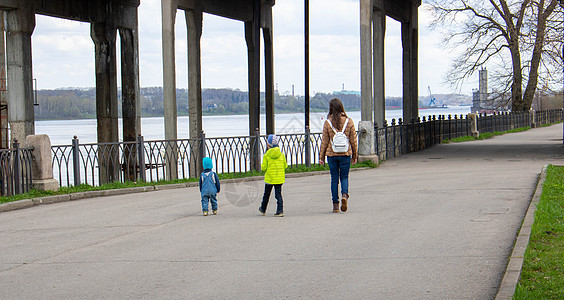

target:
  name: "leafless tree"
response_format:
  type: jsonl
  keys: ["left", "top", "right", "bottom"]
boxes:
{"left": 427, "top": 0, "right": 563, "bottom": 111}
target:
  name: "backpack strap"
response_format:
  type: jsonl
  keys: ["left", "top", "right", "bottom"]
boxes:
{"left": 326, "top": 119, "right": 337, "bottom": 134}
{"left": 341, "top": 118, "right": 349, "bottom": 133}
{"left": 326, "top": 118, "right": 348, "bottom": 133}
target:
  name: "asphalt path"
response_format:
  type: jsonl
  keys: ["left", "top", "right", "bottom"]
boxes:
{"left": 1, "top": 124, "right": 563, "bottom": 299}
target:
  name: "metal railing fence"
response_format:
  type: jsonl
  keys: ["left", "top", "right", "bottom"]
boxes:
{"left": 52, "top": 131, "right": 324, "bottom": 187}
{"left": 375, "top": 109, "right": 562, "bottom": 162}
{"left": 0, "top": 140, "right": 34, "bottom": 196}
{"left": 51, "top": 109, "right": 563, "bottom": 188}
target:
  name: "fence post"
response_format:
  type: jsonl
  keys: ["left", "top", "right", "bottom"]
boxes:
{"left": 383, "top": 120, "right": 388, "bottom": 160}
{"left": 72, "top": 136, "right": 81, "bottom": 187}
{"left": 468, "top": 113, "right": 479, "bottom": 138}
{"left": 13, "top": 139, "right": 21, "bottom": 195}
{"left": 529, "top": 110, "right": 536, "bottom": 128}
{"left": 374, "top": 122, "right": 380, "bottom": 159}
{"left": 305, "top": 126, "right": 311, "bottom": 167}
{"left": 251, "top": 128, "right": 260, "bottom": 171}
{"left": 199, "top": 130, "right": 206, "bottom": 174}
{"left": 137, "top": 135, "right": 146, "bottom": 182}
{"left": 391, "top": 119, "right": 396, "bottom": 157}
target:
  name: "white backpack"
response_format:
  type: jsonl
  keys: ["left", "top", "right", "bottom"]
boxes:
{"left": 326, "top": 118, "right": 350, "bottom": 153}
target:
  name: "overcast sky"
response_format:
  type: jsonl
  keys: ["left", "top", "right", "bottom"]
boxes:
{"left": 30, "top": 0, "right": 476, "bottom": 97}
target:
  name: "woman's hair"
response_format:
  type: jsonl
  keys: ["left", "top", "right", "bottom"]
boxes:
{"left": 327, "top": 98, "right": 348, "bottom": 131}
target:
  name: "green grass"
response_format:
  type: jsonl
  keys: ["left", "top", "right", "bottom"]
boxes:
{"left": 443, "top": 127, "right": 530, "bottom": 143}
{"left": 514, "top": 165, "right": 564, "bottom": 299}
{"left": 0, "top": 161, "right": 377, "bottom": 204}
{"left": 0, "top": 178, "right": 197, "bottom": 204}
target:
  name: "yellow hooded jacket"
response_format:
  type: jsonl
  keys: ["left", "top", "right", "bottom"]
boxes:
{"left": 261, "top": 146, "right": 288, "bottom": 185}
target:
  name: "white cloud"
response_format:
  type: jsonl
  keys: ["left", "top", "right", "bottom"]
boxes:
{"left": 26, "top": 1, "right": 471, "bottom": 97}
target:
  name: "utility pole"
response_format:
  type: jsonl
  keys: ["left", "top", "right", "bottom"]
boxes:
{"left": 561, "top": 0, "right": 564, "bottom": 144}
{"left": 304, "top": 0, "right": 311, "bottom": 166}
{"left": 0, "top": 12, "right": 8, "bottom": 149}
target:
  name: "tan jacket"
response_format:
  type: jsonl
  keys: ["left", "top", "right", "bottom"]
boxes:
{"left": 319, "top": 115, "right": 358, "bottom": 160}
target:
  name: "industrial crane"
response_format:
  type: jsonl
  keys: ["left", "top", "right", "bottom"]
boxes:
{"left": 427, "top": 86, "right": 437, "bottom": 107}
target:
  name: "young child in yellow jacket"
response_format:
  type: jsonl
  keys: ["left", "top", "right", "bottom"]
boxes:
{"left": 259, "top": 134, "right": 288, "bottom": 217}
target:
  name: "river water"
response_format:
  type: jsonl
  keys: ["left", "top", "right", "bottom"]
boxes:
{"left": 36, "top": 106, "right": 471, "bottom": 146}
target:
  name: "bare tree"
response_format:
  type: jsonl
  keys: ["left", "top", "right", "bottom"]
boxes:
{"left": 427, "top": 0, "right": 563, "bottom": 111}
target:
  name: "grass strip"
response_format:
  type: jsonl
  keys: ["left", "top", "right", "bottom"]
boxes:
{"left": 514, "top": 165, "right": 564, "bottom": 299}
{"left": 443, "top": 127, "right": 531, "bottom": 143}
{"left": 0, "top": 161, "right": 376, "bottom": 204}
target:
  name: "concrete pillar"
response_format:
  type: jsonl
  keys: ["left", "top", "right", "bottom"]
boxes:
{"left": 161, "top": 0, "right": 178, "bottom": 179}
{"left": 262, "top": 6, "right": 275, "bottom": 135}
{"left": 373, "top": 8, "right": 386, "bottom": 128}
{"left": 186, "top": 8, "right": 203, "bottom": 176}
{"left": 91, "top": 22, "right": 119, "bottom": 184}
{"left": 468, "top": 113, "right": 479, "bottom": 138}
{"left": 410, "top": 3, "right": 419, "bottom": 121}
{"left": 529, "top": 110, "right": 536, "bottom": 128}
{"left": 119, "top": 27, "right": 141, "bottom": 182}
{"left": 401, "top": 4, "right": 419, "bottom": 123}
{"left": 1, "top": 12, "right": 9, "bottom": 149}
{"left": 91, "top": 22, "right": 118, "bottom": 144}
{"left": 358, "top": 120, "right": 378, "bottom": 164}
{"left": 6, "top": 6, "right": 35, "bottom": 144}
{"left": 119, "top": 27, "right": 141, "bottom": 143}
{"left": 358, "top": 0, "right": 378, "bottom": 164}
{"left": 162, "top": 0, "right": 178, "bottom": 141}
{"left": 245, "top": 11, "right": 261, "bottom": 171}
{"left": 360, "top": 0, "right": 373, "bottom": 123}
{"left": 24, "top": 134, "right": 59, "bottom": 191}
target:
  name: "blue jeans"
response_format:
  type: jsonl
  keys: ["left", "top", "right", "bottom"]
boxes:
{"left": 261, "top": 184, "right": 283, "bottom": 213}
{"left": 327, "top": 156, "right": 351, "bottom": 203}
{"left": 201, "top": 194, "right": 218, "bottom": 212}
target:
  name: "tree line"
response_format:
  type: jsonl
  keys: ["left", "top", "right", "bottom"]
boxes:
{"left": 33, "top": 87, "right": 472, "bottom": 120}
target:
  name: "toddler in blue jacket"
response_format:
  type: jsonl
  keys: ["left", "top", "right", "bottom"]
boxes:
{"left": 199, "top": 157, "right": 220, "bottom": 216}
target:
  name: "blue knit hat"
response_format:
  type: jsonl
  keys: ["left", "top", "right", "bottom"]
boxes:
{"left": 203, "top": 157, "right": 213, "bottom": 170}
{"left": 267, "top": 134, "right": 279, "bottom": 147}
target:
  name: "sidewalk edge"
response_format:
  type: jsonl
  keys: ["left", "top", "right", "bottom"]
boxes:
{"left": 0, "top": 167, "right": 371, "bottom": 213}
{"left": 495, "top": 165, "right": 548, "bottom": 299}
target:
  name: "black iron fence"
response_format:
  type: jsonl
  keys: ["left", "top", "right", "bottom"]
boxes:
{"left": 0, "top": 140, "right": 34, "bottom": 196}
{"left": 375, "top": 109, "right": 563, "bottom": 162}
{"left": 51, "top": 109, "right": 563, "bottom": 188}
{"left": 52, "top": 132, "right": 324, "bottom": 187}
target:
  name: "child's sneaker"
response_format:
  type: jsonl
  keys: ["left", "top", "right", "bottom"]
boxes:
{"left": 274, "top": 211, "right": 284, "bottom": 217}
{"left": 203, "top": 211, "right": 208, "bottom": 216}
{"left": 212, "top": 210, "right": 217, "bottom": 215}
{"left": 259, "top": 207, "right": 266, "bottom": 216}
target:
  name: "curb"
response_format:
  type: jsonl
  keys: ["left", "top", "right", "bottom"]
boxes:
{"left": 495, "top": 165, "right": 547, "bottom": 299}
{"left": 0, "top": 166, "right": 372, "bottom": 214}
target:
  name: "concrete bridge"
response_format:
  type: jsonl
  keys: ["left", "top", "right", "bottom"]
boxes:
{"left": 0, "top": 0, "right": 421, "bottom": 168}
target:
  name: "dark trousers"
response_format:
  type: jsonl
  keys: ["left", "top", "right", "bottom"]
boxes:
{"left": 261, "top": 184, "right": 283, "bottom": 213}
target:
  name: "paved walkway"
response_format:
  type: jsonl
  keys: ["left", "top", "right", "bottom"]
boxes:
{"left": 1, "top": 124, "right": 563, "bottom": 299}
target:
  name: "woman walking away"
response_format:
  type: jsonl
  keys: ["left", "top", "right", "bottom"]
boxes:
{"left": 319, "top": 98, "right": 357, "bottom": 213}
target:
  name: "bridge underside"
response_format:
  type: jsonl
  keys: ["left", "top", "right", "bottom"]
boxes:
{"left": 0, "top": 0, "right": 141, "bottom": 153}
{"left": 358, "top": 0, "right": 421, "bottom": 161}
{"left": 0, "top": 0, "right": 141, "bottom": 183}
{"left": 162, "top": 0, "right": 275, "bottom": 176}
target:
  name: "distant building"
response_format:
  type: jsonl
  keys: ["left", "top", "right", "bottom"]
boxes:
{"left": 471, "top": 68, "right": 490, "bottom": 113}
{"left": 333, "top": 90, "right": 361, "bottom": 96}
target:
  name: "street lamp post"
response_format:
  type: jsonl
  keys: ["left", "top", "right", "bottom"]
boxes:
{"left": 561, "top": 0, "right": 564, "bottom": 143}
{"left": 305, "top": 0, "right": 311, "bottom": 166}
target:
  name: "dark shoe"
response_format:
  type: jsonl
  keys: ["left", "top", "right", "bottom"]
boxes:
{"left": 259, "top": 207, "right": 266, "bottom": 216}
{"left": 333, "top": 202, "right": 340, "bottom": 213}
{"left": 274, "top": 211, "right": 284, "bottom": 217}
{"left": 341, "top": 194, "right": 349, "bottom": 212}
